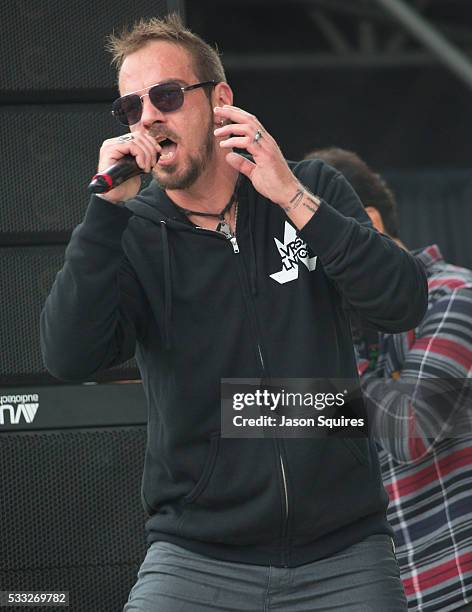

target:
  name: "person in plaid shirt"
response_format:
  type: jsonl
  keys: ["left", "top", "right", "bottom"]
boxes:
{"left": 306, "top": 147, "right": 472, "bottom": 612}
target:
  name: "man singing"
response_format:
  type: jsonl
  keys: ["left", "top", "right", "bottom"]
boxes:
{"left": 41, "top": 14, "right": 427, "bottom": 611}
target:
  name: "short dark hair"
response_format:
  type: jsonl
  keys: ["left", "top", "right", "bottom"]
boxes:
{"left": 305, "top": 147, "right": 400, "bottom": 238}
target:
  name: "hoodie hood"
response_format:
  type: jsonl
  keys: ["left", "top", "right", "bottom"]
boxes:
{"left": 126, "top": 179, "right": 194, "bottom": 227}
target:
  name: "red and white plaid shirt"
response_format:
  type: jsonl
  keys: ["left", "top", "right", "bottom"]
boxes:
{"left": 357, "top": 245, "right": 472, "bottom": 611}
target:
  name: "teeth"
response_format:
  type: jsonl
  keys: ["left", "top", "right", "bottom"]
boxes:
{"left": 159, "top": 150, "right": 175, "bottom": 160}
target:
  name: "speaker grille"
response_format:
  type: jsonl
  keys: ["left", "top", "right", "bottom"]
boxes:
{"left": 0, "top": 427, "right": 148, "bottom": 612}
{"left": 1, "top": 105, "right": 125, "bottom": 243}
{"left": 0, "top": 0, "right": 170, "bottom": 95}
{"left": 0, "top": 245, "right": 138, "bottom": 383}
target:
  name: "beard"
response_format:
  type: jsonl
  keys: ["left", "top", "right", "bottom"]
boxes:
{"left": 152, "top": 112, "right": 215, "bottom": 191}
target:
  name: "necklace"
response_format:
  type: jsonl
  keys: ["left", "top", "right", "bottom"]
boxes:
{"left": 217, "top": 201, "right": 238, "bottom": 239}
{"left": 172, "top": 176, "right": 241, "bottom": 237}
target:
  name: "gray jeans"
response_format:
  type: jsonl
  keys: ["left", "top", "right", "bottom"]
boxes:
{"left": 124, "top": 534, "right": 407, "bottom": 611}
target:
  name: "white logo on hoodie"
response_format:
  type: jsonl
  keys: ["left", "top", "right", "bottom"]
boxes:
{"left": 270, "top": 222, "right": 317, "bottom": 284}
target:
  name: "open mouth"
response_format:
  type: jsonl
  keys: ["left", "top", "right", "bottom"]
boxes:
{"left": 157, "top": 137, "right": 177, "bottom": 163}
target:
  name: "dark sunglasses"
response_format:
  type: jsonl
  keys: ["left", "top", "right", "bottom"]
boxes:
{"left": 111, "top": 80, "right": 216, "bottom": 126}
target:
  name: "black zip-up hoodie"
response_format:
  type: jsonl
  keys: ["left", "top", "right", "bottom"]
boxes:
{"left": 40, "top": 159, "right": 428, "bottom": 567}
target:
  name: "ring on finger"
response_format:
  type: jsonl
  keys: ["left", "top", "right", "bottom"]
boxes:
{"left": 253, "top": 130, "right": 262, "bottom": 144}
{"left": 118, "top": 134, "right": 134, "bottom": 143}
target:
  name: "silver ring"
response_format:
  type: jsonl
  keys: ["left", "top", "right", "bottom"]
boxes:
{"left": 118, "top": 134, "right": 134, "bottom": 143}
{"left": 253, "top": 130, "right": 262, "bottom": 144}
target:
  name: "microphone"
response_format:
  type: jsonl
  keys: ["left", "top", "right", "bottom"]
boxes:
{"left": 87, "top": 154, "right": 151, "bottom": 194}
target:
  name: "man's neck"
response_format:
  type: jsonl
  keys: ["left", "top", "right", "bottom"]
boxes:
{"left": 165, "top": 160, "right": 239, "bottom": 214}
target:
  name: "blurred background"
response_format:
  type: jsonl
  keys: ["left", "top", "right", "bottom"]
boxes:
{"left": 0, "top": 1, "right": 471, "bottom": 610}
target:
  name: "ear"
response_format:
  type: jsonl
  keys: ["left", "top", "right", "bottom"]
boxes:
{"left": 212, "top": 82, "right": 233, "bottom": 111}
{"left": 365, "top": 206, "right": 386, "bottom": 233}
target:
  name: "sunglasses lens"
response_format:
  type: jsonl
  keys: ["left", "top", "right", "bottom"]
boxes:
{"left": 112, "top": 95, "right": 142, "bottom": 126}
{"left": 149, "top": 83, "right": 184, "bottom": 112}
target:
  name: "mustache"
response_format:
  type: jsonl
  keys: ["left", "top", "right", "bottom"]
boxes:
{"left": 148, "top": 125, "right": 179, "bottom": 143}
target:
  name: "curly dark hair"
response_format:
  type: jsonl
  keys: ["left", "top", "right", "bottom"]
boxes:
{"left": 304, "top": 147, "right": 400, "bottom": 238}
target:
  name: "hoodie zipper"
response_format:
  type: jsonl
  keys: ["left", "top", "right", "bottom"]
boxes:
{"left": 279, "top": 449, "right": 289, "bottom": 529}
{"left": 193, "top": 219, "right": 265, "bottom": 377}
{"left": 229, "top": 235, "right": 239, "bottom": 253}
{"left": 193, "top": 223, "right": 290, "bottom": 565}
{"left": 227, "top": 226, "right": 290, "bottom": 565}
{"left": 228, "top": 228, "right": 290, "bottom": 565}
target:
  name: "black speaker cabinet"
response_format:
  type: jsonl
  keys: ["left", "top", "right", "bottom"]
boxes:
{"left": 0, "top": 244, "right": 139, "bottom": 385}
{"left": 0, "top": 105, "right": 124, "bottom": 245}
{"left": 0, "top": 383, "right": 148, "bottom": 612}
{"left": 0, "top": 0, "right": 182, "bottom": 100}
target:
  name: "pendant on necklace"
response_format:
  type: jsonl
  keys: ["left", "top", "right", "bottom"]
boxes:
{"left": 217, "top": 220, "right": 233, "bottom": 239}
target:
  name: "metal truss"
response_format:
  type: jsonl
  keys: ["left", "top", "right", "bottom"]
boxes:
{"left": 222, "top": 0, "right": 472, "bottom": 89}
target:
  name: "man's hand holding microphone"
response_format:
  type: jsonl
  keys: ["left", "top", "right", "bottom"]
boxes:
{"left": 88, "top": 132, "right": 162, "bottom": 204}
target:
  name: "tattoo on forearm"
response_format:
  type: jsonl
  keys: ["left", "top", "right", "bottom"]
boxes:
{"left": 283, "top": 186, "right": 321, "bottom": 214}
{"left": 302, "top": 198, "right": 320, "bottom": 214}
{"left": 287, "top": 189, "right": 305, "bottom": 209}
